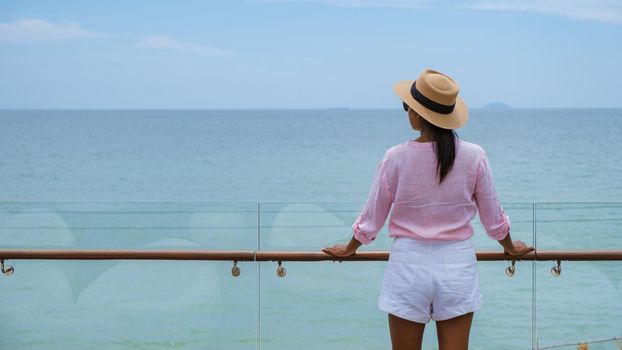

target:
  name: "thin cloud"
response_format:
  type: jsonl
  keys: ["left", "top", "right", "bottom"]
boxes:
{"left": 321, "top": 0, "right": 429, "bottom": 8}
{"left": 0, "top": 18, "right": 110, "bottom": 42}
{"left": 0, "top": 18, "right": 235, "bottom": 57}
{"left": 251, "top": 0, "right": 429, "bottom": 7}
{"left": 135, "top": 35, "right": 234, "bottom": 56}
{"left": 464, "top": 0, "right": 622, "bottom": 24}
{"left": 251, "top": 0, "right": 622, "bottom": 23}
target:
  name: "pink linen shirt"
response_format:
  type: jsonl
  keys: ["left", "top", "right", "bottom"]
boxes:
{"left": 352, "top": 138, "right": 511, "bottom": 244}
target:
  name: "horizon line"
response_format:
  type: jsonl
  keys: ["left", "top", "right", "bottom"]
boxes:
{"left": 1, "top": 107, "right": 622, "bottom": 111}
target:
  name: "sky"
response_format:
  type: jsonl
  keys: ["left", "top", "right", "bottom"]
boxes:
{"left": 1, "top": 0, "right": 621, "bottom": 109}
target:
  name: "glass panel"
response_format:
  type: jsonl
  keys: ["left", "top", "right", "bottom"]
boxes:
{"left": 0, "top": 202, "right": 258, "bottom": 250}
{"left": 470, "top": 202, "right": 535, "bottom": 350}
{"left": 535, "top": 202, "right": 622, "bottom": 350}
{"left": 0, "top": 202, "right": 259, "bottom": 350}
{"left": 259, "top": 202, "right": 391, "bottom": 349}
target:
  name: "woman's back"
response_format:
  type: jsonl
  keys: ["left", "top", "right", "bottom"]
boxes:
{"left": 352, "top": 138, "right": 511, "bottom": 243}
{"left": 324, "top": 68, "right": 533, "bottom": 350}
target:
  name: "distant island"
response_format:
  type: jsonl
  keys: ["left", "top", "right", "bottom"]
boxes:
{"left": 482, "top": 102, "right": 512, "bottom": 109}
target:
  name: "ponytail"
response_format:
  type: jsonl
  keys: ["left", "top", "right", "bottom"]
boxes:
{"left": 420, "top": 117, "right": 458, "bottom": 184}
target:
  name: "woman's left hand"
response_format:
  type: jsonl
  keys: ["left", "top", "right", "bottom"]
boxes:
{"left": 322, "top": 243, "right": 356, "bottom": 258}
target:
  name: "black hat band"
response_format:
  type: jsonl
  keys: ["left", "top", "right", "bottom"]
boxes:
{"left": 410, "top": 81, "right": 455, "bottom": 115}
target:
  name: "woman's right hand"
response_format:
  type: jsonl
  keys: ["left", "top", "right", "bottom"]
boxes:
{"left": 504, "top": 240, "right": 535, "bottom": 256}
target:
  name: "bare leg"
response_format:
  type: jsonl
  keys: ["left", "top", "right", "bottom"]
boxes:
{"left": 436, "top": 312, "right": 474, "bottom": 350}
{"left": 388, "top": 313, "right": 426, "bottom": 350}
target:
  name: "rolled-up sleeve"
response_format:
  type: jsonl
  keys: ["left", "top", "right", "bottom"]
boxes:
{"left": 352, "top": 158, "right": 394, "bottom": 245}
{"left": 474, "top": 152, "right": 511, "bottom": 241}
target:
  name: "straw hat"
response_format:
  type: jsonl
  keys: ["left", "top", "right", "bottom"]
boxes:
{"left": 394, "top": 69, "right": 468, "bottom": 129}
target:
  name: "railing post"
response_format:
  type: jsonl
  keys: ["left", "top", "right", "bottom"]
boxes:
{"left": 256, "top": 201, "right": 261, "bottom": 350}
{"left": 532, "top": 201, "right": 538, "bottom": 350}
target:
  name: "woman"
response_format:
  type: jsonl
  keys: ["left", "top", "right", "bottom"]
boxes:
{"left": 322, "top": 69, "right": 534, "bottom": 350}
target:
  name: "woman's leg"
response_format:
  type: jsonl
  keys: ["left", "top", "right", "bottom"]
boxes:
{"left": 435, "top": 311, "right": 474, "bottom": 350}
{"left": 388, "top": 313, "right": 426, "bottom": 350}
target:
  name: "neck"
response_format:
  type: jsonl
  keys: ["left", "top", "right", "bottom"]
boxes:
{"left": 415, "top": 129, "right": 433, "bottom": 142}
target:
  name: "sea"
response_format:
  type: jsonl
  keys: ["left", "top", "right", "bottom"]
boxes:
{"left": 0, "top": 108, "right": 621, "bottom": 349}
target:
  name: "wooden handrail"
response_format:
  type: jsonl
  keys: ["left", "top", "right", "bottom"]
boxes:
{"left": 0, "top": 249, "right": 621, "bottom": 261}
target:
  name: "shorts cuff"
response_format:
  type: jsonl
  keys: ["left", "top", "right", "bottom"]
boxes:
{"left": 432, "top": 296, "right": 483, "bottom": 321}
{"left": 378, "top": 297, "right": 431, "bottom": 324}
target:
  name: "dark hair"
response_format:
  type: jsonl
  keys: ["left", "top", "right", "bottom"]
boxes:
{"left": 419, "top": 116, "right": 458, "bottom": 184}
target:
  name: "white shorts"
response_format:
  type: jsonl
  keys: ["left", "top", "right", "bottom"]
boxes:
{"left": 378, "top": 236, "right": 483, "bottom": 324}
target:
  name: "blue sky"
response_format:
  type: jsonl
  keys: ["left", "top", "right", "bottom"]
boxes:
{"left": 1, "top": 0, "right": 621, "bottom": 109}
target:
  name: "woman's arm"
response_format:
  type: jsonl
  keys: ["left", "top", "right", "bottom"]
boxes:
{"left": 497, "top": 231, "right": 534, "bottom": 256}
{"left": 321, "top": 235, "right": 362, "bottom": 257}
{"left": 322, "top": 155, "right": 394, "bottom": 257}
{"left": 474, "top": 151, "right": 511, "bottom": 240}
{"left": 350, "top": 158, "right": 394, "bottom": 245}
{"left": 474, "top": 151, "right": 533, "bottom": 256}
{"left": 347, "top": 234, "right": 363, "bottom": 251}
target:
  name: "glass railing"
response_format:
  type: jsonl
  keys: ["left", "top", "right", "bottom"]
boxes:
{"left": 0, "top": 202, "right": 260, "bottom": 350}
{"left": 0, "top": 202, "right": 620, "bottom": 350}
{"left": 534, "top": 203, "right": 622, "bottom": 350}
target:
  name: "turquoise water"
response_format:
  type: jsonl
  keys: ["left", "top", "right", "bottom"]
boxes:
{"left": 1, "top": 109, "right": 621, "bottom": 203}
{"left": 0, "top": 109, "right": 621, "bottom": 349}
